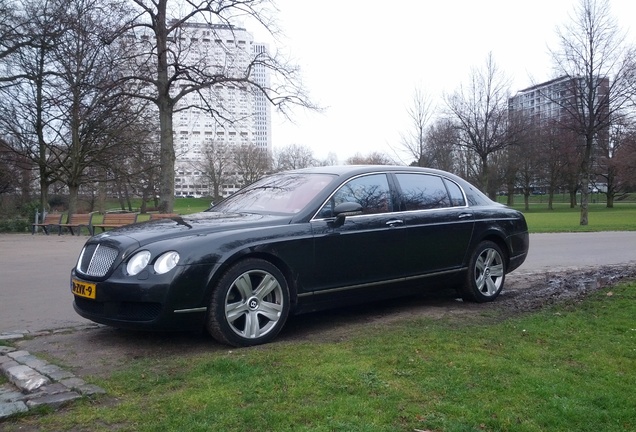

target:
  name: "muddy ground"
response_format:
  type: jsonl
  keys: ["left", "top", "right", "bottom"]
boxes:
{"left": 16, "top": 264, "right": 636, "bottom": 380}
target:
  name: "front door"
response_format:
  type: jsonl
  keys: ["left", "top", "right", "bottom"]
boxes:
{"left": 309, "top": 173, "right": 405, "bottom": 293}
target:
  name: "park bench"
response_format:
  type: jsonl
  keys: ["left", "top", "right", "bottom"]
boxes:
{"left": 58, "top": 213, "right": 95, "bottom": 236}
{"left": 31, "top": 212, "right": 64, "bottom": 235}
{"left": 149, "top": 213, "right": 180, "bottom": 220}
{"left": 92, "top": 212, "right": 139, "bottom": 233}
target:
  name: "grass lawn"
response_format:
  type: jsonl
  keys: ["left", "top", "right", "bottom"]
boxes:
{"left": 519, "top": 203, "right": 636, "bottom": 232}
{"left": 5, "top": 282, "right": 636, "bottom": 432}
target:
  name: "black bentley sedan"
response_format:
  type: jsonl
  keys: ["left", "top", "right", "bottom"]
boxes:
{"left": 71, "top": 166, "right": 529, "bottom": 346}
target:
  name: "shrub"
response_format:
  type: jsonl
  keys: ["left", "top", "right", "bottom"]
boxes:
{"left": 0, "top": 217, "right": 30, "bottom": 233}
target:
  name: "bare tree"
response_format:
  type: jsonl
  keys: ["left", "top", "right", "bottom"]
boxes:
{"left": 444, "top": 53, "right": 513, "bottom": 198}
{"left": 274, "top": 143, "right": 316, "bottom": 171}
{"left": 196, "top": 140, "right": 234, "bottom": 201}
{"left": 345, "top": 151, "right": 394, "bottom": 165}
{"left": 0, "top": 0, "right": 36, "bottom": 85}
{"left": 538, "top": 120, "right": 577, "bottom": 209}
{"left": 107, "top": 115, "right": 161, "bottom": 213}
{"left": 614, "top": 126, "right": 636, "bottom": 192}
{"left": 52, "top": 0, "right": 145, "bottom": 216}
{"left": 117, "top": 0, "right": 314, "bottom": 212}
{"left": 596, "top": 118, "right": 633, "bottom": 207}
{"left": 0, "top": 139, "right": 30, "bottom": 198}
{"left": 400, "top": 87, "right": 435, "bottom": 166}
{"left": 233, "top": 143, "right": 271, "bottom": 185}
{"left": 505, "top": 120, "right": 541, "bottom": 210}
{"left": 549, "top": 0, "right": 636, "bottom": 224}
{"left": 425, "top": 118, "right": 461, "bottom": 173}
{"left": 0, "top": 0, "right": 66, "bottom": 212}
{"left": 318, "top": 152, "right": 339, "bottom": 167}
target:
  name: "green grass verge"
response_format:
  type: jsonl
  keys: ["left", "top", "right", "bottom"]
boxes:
{"left": 496, "top": 193, "right": 636, "bottom": 232}
{"left": 519, "top": 203, "right": 636, "bottom": 232}
{"left": 6, "top": 282, "right": 636, "bottom": 432}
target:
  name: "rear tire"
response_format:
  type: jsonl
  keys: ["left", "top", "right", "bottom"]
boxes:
{"left": 462, "top": 241, "right": 506, "bottom": 302}
{"left": 207, "top": 258, "right": 290, "bottom": 347}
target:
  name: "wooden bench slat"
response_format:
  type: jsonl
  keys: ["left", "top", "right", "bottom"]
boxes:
{"left": 92, "top": 213, "right": 139, "bottom": 232}
{"left": 58, "top": 213, "right": 95, "bottom": 236}
{"left": 32, "top": 213, "right": 64, "bottom": 235}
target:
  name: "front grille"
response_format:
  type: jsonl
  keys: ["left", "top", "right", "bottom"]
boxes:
{"left": 118, "top": 302, "right": 162, "bottom": 321}
{"left": 75, "top": 297, "right": 162, "bottom": 322}
{"left": 74, "top": 296, "right": 104, "bottom": 315}
{"left": 78, "top": 244, "right": 119, "bottom": 277}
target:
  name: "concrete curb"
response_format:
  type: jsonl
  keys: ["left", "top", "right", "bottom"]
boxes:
{"left": 0, "top": 343, "right": 106, "bottom": 420}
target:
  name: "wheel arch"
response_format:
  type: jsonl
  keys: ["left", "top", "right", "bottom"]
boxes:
{"left": 203, "top": 249, "right": 299, "bottom": 310}
{"left": 474, "top": 231, "right": 510, "bottom": 271}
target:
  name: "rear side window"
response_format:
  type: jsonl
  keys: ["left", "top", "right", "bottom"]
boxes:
{"left": 444, "top": 179, "right": 466, "bottom": 207}
{"left": 395, "top": 174, "right": 451, "bottom": 210}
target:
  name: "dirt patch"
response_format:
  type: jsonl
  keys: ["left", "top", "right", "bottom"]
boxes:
{"left": 15, "top": 264, "right": 636, "bottom": 379}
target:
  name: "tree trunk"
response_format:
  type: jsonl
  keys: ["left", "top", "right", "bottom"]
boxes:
{"left": 480, "top": 154, "right": 494, "bottom": 199}
{"left": 68, "top": 184, "right": 79, "bottom": 217}
{"left": 98, "top": 170, "right": 107, "bottom": 214}
{"left": 155, "top": 0, "right": 175, "bottom": 213}
{"left": 39, "top": 180, "right": 49, "bottom": 213}
{"left": 548, "top": 189, "right": 554, "bottom": 211}
{"left": 158, "top": 104, "right": 175, "bottom": 212}
{"left": 506, "top": 193, "right": 513, "bottom": 206}
{"left": 579, "top": 134, "right": 594, "bottom": 226}
{"left": 124, "top": 181, "right": 133, "bottom": 211}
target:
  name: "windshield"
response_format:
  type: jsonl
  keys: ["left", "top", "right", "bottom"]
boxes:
{"left": 210, "top": 173, "right": 336, "bottom": 214}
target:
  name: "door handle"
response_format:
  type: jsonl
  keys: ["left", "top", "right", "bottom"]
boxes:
{"left": 385, "top": 219, "right": 404, "bottom": 227}
{"left": 458, "top": 213, "right": 473, "bottom": 219}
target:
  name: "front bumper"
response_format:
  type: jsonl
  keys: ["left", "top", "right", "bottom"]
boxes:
{"left": 70, "top": 265, "right": 210, "bottom": 331}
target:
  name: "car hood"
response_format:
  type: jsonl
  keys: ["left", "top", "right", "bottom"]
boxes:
{"left": 91, "top": 212, "right": 293, "bottom": 247}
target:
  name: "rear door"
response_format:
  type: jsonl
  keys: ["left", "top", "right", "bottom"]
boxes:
{"left": 392, "top": 173, "right": 474, "bottom": 277}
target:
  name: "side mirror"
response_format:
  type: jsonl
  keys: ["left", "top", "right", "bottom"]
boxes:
{"left": 330, "top": 202, "right": 363, "bottom": 227}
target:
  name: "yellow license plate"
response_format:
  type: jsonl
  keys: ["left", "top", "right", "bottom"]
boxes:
{"left": 72, "top": 279, "right": 96, "bottom": 300}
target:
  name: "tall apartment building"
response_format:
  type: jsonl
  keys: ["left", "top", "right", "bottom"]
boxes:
{"left": 172, "top": 23, "right": 271, "bottom": 198}
{"left": 508, "top": 75, "right": 610, "bottom": 123}
{"left": 508, "top": 75, "right": 610, "bottom": 192}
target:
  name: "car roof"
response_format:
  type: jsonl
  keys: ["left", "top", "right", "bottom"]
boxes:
{"left": 288, "top": 165, "right": 449, "bottom": 177}
{"left": 284, "top": 165, "right": 495, "bottom": 207}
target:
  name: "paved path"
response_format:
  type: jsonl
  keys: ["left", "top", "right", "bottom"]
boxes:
{"left": 1, "top": 232, "right": 636, "bottom": 334}
{"left": 520, "top": 231, "right": 636, "bottom": 273}
{"left": 1, "top": 234, "right": 90, "bottom": 333}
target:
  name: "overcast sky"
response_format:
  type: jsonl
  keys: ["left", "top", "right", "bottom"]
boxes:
{"left": 253, "top": 0, "right": 636, "bottom": 163}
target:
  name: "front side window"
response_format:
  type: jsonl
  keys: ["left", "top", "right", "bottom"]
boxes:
{"left": 318, "top": 174, "right": 392, "bottom": 217}
{"left": 395, "top": 174, "right": 450, "bottom": 210}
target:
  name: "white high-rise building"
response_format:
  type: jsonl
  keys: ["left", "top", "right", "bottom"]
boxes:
{"left": 508, "top": 75, "right": 610, "bottom": 123}
{"left": 172, "top": 23, "right": 271, "bottom": 198}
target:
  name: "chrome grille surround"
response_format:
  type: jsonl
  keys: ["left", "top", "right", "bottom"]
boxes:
{"left": 78, "top": 244, "right": 119, "bottom": 277}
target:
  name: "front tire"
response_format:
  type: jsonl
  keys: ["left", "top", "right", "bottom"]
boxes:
{"left": 207, "top": 258, "right": 290, "bottom": 347}
{"left": 462, "top": 241, "right": 506, "bottom": 302}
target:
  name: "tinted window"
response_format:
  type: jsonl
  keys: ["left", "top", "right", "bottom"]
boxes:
{"left": 396, "top": 174, "right": 450, "bottom": 210}
{"left": 319, "top": 174, "right": 391, "bottom": 217}
{"left": 444, "top": 179, "right": 466, "bottom": 207}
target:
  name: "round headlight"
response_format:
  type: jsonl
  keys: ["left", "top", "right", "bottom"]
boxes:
{"left": 127, "top": 250, "right": 151, "bottom": 276}
{"left": 154, "top": 251, "right": 180, "bottom": 274}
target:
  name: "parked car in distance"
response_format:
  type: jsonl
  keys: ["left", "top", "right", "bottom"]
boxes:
{"left": 71, "top": 166, "right": 529, "bottom": 347}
